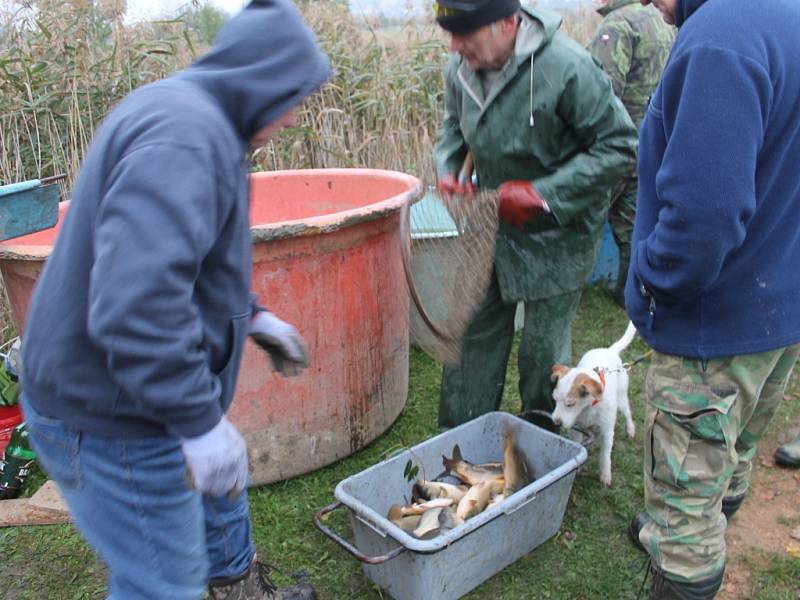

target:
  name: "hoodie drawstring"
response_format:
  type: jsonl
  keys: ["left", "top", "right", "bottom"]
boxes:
{"left": 529, "top": 54, "right": 535, "bottom": 127}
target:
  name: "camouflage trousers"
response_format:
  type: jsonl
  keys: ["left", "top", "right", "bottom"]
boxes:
{"left": 439, "top": 272, "right": 582, "bottom": 428}
{"left": 608, "top": 176, "right": 637, "bottom": 292}
{"left": 639, "top": 344, "right": 800, "bottom": 582}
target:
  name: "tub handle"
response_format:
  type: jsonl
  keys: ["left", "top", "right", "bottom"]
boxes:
{"left": 313, "top": 501, "right": 407, "bottom": 565}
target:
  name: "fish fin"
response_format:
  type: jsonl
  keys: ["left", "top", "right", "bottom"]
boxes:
{"left": 452, "top": 444, "right": 463, "bottom": 463}
{"left": 442, "top": 454, "right": 453, "bottom": 473}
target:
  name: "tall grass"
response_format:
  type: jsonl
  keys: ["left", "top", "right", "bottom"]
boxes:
{"left": 1, "top": 1, "right": 599, "bottom": 186}
{"left": 255, "top": 3, "right": 446, "bottom": 178}
{"left": 0, "top": 1, "right": 599, "bottom": 339}
{"left": 0, "top": 0, "right": 197, "bottom": 188}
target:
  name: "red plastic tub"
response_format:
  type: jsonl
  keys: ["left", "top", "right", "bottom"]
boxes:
{"left": 0, "top": 404, "right": 23, "bottom": 456}
{"left": 0, "top": 169, "right": 421, "bottom": 485}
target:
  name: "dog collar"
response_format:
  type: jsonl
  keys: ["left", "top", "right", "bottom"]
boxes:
{"left": 592, "top": 369, "right": 606, "bottom": 406}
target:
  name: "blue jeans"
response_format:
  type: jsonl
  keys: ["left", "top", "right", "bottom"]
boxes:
{"left": 22, "top": 395, "right": 255, "bottom": 599}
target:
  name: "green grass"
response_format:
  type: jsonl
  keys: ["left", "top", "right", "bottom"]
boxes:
{"left": 2, "top": 287, "right": 798, "bottom": 599}
{"left": 744, "top": 552, "right": 800, "bottom": 600}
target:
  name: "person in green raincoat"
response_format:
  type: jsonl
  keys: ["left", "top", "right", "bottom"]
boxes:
{"left": 587, "top": 0, "right": 675, "bottom": 307}
{"left": 433, "top": 0, "right": 638, "bottom": 429}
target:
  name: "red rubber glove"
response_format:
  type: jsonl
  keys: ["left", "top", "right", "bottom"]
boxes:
{"left": 497, "top": 180, "right": 549, "bottom": 228}
{"left": 437, "top": 173, "right": 475, "bottom": 199}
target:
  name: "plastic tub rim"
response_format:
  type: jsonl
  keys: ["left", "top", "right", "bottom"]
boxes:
{"left": 249, "top": 168, "right": 422, "bottom": 242}
{"left": 0, "top": 169, "right": 424, "bottom": 258}
{"left": 333, "top": 411, "right": 588, "bottom": 554}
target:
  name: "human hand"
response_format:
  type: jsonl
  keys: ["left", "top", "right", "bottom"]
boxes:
{"left": 181, "top": 416, "right": 248, "bottom": 497}
{"left": 437, "top": 173, "right": 475, "bottom": 199}
{"left": 249, "top": 311, "right": 308, "bottom": 376}
{"left": 497, "top": 180, "right": 549, "bottom": 228}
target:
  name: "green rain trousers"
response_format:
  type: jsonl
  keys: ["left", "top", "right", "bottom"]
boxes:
{"left": 439, "top": 274, "right": 582, "bottom": 428}
{"left": 639, "top": 344, "right": 800, "bottom": 582}
{"left": 608, "top": 176, "right": 637, "bottom": 299}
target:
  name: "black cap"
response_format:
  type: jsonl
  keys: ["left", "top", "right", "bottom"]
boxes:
{"left": 434, "top": 0, "right": 521, "bottom": 35}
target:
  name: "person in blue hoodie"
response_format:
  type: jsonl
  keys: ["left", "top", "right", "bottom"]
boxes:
{"left": 625, "top": 0, "right": 800, "bottom": 598}
{"left": 19, "top": 1, "right": 330, "bottom": 599}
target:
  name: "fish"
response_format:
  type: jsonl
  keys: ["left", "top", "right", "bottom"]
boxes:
{"left": 442, "top": 444, "right": 504, "bottom": 486}
{"left": 438, "top": 506, "right": 463, "bottom": 532}
{"left": 455, "top": 478, "right": 505, "bottom": 521}
{"left": 411, "top": 480, "right": 469, "bottom": 503}
{"left": 412, "top": 505, "right": 465, "bottom": 539}
{"left": 387, "top": 505, "right": 422, "bottom": 533}
{"left": 412, "top": 507, "right": 444, "bottom": 538}
{"left": 502, "top": 429, "right": 533, "bottom": 496}
{"left": 393, "top": 497, "right": 454, "bottom": 517}
{"left": 486, "top": 492, "right": 505, "bottom": 511}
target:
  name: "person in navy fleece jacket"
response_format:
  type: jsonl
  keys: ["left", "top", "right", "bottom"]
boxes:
{"left": 626, "top": 0, "right": 800, "bottom": 598}
{"left": 20, "top": 1, "right": 330, "bottom": 598}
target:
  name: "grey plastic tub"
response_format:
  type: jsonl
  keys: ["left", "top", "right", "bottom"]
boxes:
{"left": 314, "top": 412, "right": 587, "bottom": 600}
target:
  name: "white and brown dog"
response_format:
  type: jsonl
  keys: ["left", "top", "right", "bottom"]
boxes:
{"left": 551, "top": 322, "right": 637, "bottom": 486}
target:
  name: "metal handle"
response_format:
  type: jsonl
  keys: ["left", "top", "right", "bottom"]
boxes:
{"left": 457, "top": 151, "right": 474, "bottom": 186}
{"left": 40, "top": 174, "right": 66, "bottom": 185}
{"left": 313, "top": 501, "right": 407, "bottom": 565}
{"left": 520, "top": 409, "right": 594, "bottom": 448}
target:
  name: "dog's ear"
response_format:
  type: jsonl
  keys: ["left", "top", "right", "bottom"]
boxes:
{"left": 551, "top": 365, "right": 570, "bottom": 382}
{"left": 576, "top": 375, "right": 604, "bottom": 404}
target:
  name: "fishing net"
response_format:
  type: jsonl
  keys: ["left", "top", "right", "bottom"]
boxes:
{"left": 400, "top": 186, "right": 499, "bottom": 365}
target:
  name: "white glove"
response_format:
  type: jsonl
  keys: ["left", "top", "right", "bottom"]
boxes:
{"left": 249, "top": 311, "right": 308, "bottom": 377}
{"left": 181, "top": 416, "right": 248, "bottom": 497}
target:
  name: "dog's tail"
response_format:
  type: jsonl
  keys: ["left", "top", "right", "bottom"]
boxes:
{"left": 608, "top": 321, "right": 637, "bottom": 355}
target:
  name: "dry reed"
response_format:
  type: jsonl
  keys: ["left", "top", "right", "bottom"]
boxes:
{"left": 0, "top": 1, "right": 599, "bottom": 340}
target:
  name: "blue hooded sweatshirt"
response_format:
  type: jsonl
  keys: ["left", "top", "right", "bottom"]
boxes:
{"left": 21, "top": 0, "right": 331, "bottom": 438}
{"left": 625, "top": 0, "right": 800, "bottom": 359}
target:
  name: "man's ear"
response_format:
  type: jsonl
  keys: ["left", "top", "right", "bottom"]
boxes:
{"left": 551, "top": 364, "right": 570, "bottom": 382}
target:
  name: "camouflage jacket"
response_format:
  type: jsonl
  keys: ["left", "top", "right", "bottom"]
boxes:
{"left": 435, "top": 5, "right": 638, "bottom": 302}
{"left": 588, "top": 0, "right": 675, "bottom": 128}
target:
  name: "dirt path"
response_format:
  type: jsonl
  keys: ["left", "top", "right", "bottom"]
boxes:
{"left": 719, "top": 427, "right": 800, "bottom": 599}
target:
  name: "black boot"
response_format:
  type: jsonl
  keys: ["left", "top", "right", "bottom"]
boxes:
{"left": 209, "top": 560, "right": 316, "bottom": 600}
{"left": 629, "top": 512, "right": 652, "bottom": 553}
{"left": 775, "top": 433, "right": 800, "bottom": 468}
{"left": 721, "top": 492, "right": 746, "bottom": 521}
{"left": 520, "top": 409, "right": 560, "bottom": 434}
{"left": 648, "top": 564, "right": 725, "bottom": 600}
{"left": 610, "top": 281, "right": 626, "bottom": 309}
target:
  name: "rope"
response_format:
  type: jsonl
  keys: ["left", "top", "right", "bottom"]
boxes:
{"left": 594, "top": 350, "right": 653, "bottom": 375}
{"left": 636, "top": 557, "right": 652, "bottom": 600}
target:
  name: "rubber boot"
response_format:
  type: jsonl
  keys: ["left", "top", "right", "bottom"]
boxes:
{"left": 520, "top": 409, "right": 561, "bottom": 434}
{"left": 648, "top": 564, "right": 725, "bottom": 600}
{"left": 629, "top": 512, "right": 652, "bottom": 553}
{"left": 209, "top": 560, "right": 316, "bottom": 600}
{"left": 721, "top": 492, "right": 747, "bottom": 521}
{"left": 775, "top": 433, "right": 800, "bottom": 468}
{"left": 609, "top": 268, "right": 627, "bottom": 309}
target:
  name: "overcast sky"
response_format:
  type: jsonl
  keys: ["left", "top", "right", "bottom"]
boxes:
{"left": 123, "top": 0, "right": 589, "bottom": 23}
{"left": 124, "top": 0, "right": 428, "bottom": 22}
{"left": 124, "top": 0, "right": 245, "bottom": 22}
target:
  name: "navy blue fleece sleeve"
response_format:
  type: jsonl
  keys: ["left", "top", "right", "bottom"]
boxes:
{"left": 634, "top": 46, "right": 772, "bottom": 303}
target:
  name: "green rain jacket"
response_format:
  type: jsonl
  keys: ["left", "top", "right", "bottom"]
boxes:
{"left": 435, "top": 5, "right": 638, "bottom": 302}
